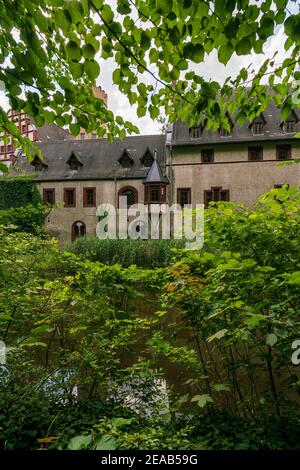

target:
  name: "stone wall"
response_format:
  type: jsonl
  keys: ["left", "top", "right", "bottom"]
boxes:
{"left": 169, "top": 141, "right": 300, "bottom": 207}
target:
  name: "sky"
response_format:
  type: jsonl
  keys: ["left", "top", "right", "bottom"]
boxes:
{"left": 0, "top": 6, "right": 294, "bottom": 136}
{"left": 96, "top": 24, "right": 289, "bottom": 134}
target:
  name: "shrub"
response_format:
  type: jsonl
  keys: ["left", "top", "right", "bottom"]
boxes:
{"left": 66, "top": 237, "right": 186, "bottom": 268}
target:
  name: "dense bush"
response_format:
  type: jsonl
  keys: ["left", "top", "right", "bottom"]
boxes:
{"left": 66, "top": 237, "right": 186, "bottom": 268}
{"left": 0, "top": 204, "right": 49, "bottom": 235}
{"left": 0, "top": 186, "right": 300, "bottom": 450}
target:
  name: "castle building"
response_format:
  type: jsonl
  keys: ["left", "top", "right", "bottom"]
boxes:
{"left": 0, "top": 109, "right": 72, "bottom": 166}
{"left": 12, "top": 101, "right": 300, "bottom": 243}
{"left": 166, "top": 101, "right": 300, "bottom": 208}
{"left": 0, "top": 86, "right": 108, "bottom": 166}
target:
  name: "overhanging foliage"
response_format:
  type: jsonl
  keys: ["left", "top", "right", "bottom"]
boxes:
{"left": 0, "top": 0, "right": 299, "bottom": 157}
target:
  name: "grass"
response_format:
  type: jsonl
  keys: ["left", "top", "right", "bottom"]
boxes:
{"left": 65, "top": 237, "right": 186, "bottom": 268}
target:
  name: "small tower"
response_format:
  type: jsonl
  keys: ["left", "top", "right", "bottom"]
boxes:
{"left": 143, "top": 149, "right": 169, "bottom": 204}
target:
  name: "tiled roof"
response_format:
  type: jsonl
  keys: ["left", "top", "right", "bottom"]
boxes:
{"left": 13, "top": 134, "right": 166, "bottom": 181}
{"left": 171, "top": 101, "right": 300, "bottom": 146}
{"left": 144, "top": 157, "right": 169, "bottom": 184}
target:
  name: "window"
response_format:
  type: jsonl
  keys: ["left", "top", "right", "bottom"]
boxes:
{"left": 250, "top": 114, "right": 265, "bottom": 135}
{"left": 67, "top": 152, "right": 83, "bottom": 171}
{"left": 151, "top": 186, "right": 160, "bottom": 202}
{"left": 141, "top": 150, "right": 154, "bottom": 167}
{"left": 31, "top": 156, "right": 48, "bottom": 172}
{"left": 201, "top": 149, "right": 214, "bottom": 163}
{"left": 189, "top": 126, "right": 203, "bottom": 139}
{"left": 83, "top": 187, "right": 96, "bottom": 207}
{"left": 276, "top": 144, "right": 291, "bottom": 161}
{"left": 284, "top": 121, "right": 296, "bottom": 133}
{"left": 21, "top": 124, "right": 27, "bottom": 133}
{"left": 43, "top": 188, "right": 55, "bottom": 205}
{"left": 64, "top": 188, "right": 76, "bottom": 207}
{"left": 252, "top": 122, "right": 264, "bottom": 135}
{"left": 119, "top": 151, "right": 133, "bottom": 168}
{"left": 118, "top": 186, "right": 138, "bottom": 207}
{"left": 80, "top": 133, "right": 85, "bottom": 140}
{"left": 204, "top": 187, "right": 229, "bottom": 208}
{"left": 91, "top": 133, "right": 97, "bottom": 139}
{"left": 248, "top": 146, "right": 263, "bottom": 161}
{"left": 6, "top": 144, "right": 12, "bottom": 152}
{"left": 145, "top": 184, "right": 166, "bottom": 203}
{"left": 0, "top": 145, "right": 5, "bottom": 153}
{"left": 274, "top": 184, "right": 289, "bottom": 189}
{"left": 72, "top": 221, "right": 86, "bottom": 241}
{"left": 177, "top": 188, "right": 191, "bottom": 207}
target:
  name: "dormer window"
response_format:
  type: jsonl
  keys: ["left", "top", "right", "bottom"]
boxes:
{"left": 189, "top": 125, "right": 203, "bottom": 139}
{"left": 281, "top": 110, "right": 298, "bottom": 134}
{"left": 30, "top": 154, "right": 48, "bottom": 171}
{"left": 252, "top": 122, "right": 264, "bottom": 134}
{"left": 285, "top": 120, "right": 296, "bottom": 133}
{"left": 140, "top": 149, "right": 154, "bottom": 167}
{"left": 119, "top": 150, "right": 133, "bottom": 168}
{"left": 67, "top": 152, "right": 83, "bottom": 171}
{"left": 189, "top": 120, "right": 207, "bottom": 139}
{"left": 250, "top": 114, "right": 265, "bottom": 135}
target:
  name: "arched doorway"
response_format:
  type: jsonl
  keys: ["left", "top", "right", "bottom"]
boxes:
{"left": 118, "top": 186, "right": 138, "bottom": 207}
{"left": 71, "top": 221, "right": 86, "bottom": 241}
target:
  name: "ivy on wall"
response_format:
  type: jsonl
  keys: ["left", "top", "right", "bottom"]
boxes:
{"left": 0, "top": 176, "right": 48, "bottom": 234}
{"left": 0, "top": 176, "right": 42, "bottom": 209}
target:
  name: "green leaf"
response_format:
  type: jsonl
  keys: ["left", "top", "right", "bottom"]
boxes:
{"left": 225, "top": 0, "right": 235, "bottom": 14}
{"left": 66, "top": 41, "right": 82, "bottom": 62}
{"left": 235, "top": 37, "right": 252, "bottom": 55}
{"left": 191, "top": 394, "right": 213, "bottom": 408}
{"left": 259, "top": 16, "right": 274, "bottom": 39}
{"left": 286, "top": 271, "right": 300, "bottom": 285}
{"left": 214, "top": 383, "right": 230, "bottom": 392}
{"left": 68, "top": 434, "right": 92, "bottom": 450}
{"left": 65, "top": 0, "right": 84, "bottom": 24}
{"left": 69, "top": 123, "right": 81, "bottom": 136}
{"left": 169, "top": 26, "right": 181, "bottom": 45}
{"left": 218, "top": 44, "right": 234, "bottom": 65}
{"left": 0, "top": 162, "right": 9, "bottom": 173}
{"left": 266, "top": 333, "right": 277, "bottom": 348}
{"left": 101, "top": 4, "right": 114, "bottom": 24}
{"left": 191, "top": 44, "right": 205, "bottom": 63}
{"left": 244, "top": 313, "right": 266, "bottom": 326}
{"left": 208, "top": 328, "right": 228, "bottom": 342}
{"left": 84, "top": 60, "right": 100, "bottom": 80}
{"left": 53, "top": 91, "right": 64, "bottom": 104}
{"left": 111, "top": 417, "right": 133, "bottom": 428}
{"left": 95, "top": 435, "right": 117, "bottom": 450}
{"left": 70, "top": 62, "right": 84, "bottom": 79}
{"left": 117, "top": 0, "right": 131, "bottom": 14}
{"left": 156, "top": 0, "right": 173, "bottom": 15}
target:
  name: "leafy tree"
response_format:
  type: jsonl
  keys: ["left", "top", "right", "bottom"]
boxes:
{"left": 148, "top": 186, "right": 300, "bottom": 420}
{"left": 0, "top": 0, "right": 299, "bottom": 158}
